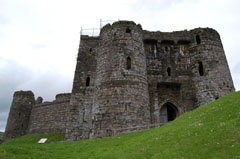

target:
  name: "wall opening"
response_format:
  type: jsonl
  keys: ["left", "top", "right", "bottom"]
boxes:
{"left": 196, "top": 35, "right": 201, "bottom": 44}
{"left": 127, "top": 57, "right": 131, "bottom": 70}
{"left": 89, "top": 48, "right": 92, "bottom": 53}
{"left": 86, "top": 77, "right": 90, "bottom": 87}
{"left": 161, "top": 40, "right": 174, "bottom": 45}
{"left": 160, "top": 102, "right": 178, "bottom": 122}
{"left": 126, "top": 28, "right": 131, "bottom": 33}
{"left": 167, "top": 67, "right": 171, "bottom": 76}
{"left": 198, "top": 61, "right": 204, "bottom": 76}
{"left": 177, "top": 40, "right": 190, "bottom": 45}
{"left": 165, "top": 46, "right": 168, "bottom": 52}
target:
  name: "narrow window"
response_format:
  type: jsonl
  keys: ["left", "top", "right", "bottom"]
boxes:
{"left": 167, "top": 67, "right": 171, "bottom": 76}
{"left": 89, "top": 48, "right": 92, "bottom": 53}
{"left": 127, "top": 57, "right": 131, "bottom": 70}
{"left": 126, "top": 28, "right": 131, "bottom": 34}
{"left": 196, "top": 35, "right": 201, "bottom": 44}
{"left": 86, "top": 77, "right": 90, "bottom": 87}
{"left": 165, "top": 46, "right": 168, "bottom": 52}
{"left": 198, "top": 61, "right": 204, "bottom": 76}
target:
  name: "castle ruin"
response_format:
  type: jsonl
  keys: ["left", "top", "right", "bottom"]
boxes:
{"left": 3, "top": 21, "right": 235, "bottom": 141}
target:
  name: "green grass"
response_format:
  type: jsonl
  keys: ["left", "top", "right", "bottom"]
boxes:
{"left": 0, "top": 92, "right": 240, "bottom": 159}
{"left": 0, "top": 132, "right": 3, "bottom": 140}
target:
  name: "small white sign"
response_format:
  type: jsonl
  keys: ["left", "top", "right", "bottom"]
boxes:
{"left": 38, "top": 138, "right": 47, "bottom": 144}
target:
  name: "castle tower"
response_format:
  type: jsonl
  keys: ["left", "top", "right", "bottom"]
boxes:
{"left": 3, "top": 91, "right": 35, "bottom": 141}
{"left": 65, "top": 35, "right": 99, "bottom": 141}
{"left": 189, "top": 28, "right": 235, "bottom": 106}
{"left": 91, "top": 21, "right": 150, "bottom": 138}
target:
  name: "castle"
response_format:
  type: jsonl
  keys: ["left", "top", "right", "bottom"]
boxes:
{"left": 3, "top": 21, "right": 235, "bottom": 141}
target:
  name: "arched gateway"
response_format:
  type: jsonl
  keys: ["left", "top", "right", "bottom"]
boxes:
{"left": 160, "top": 102, "right": 179, "bottom": 123}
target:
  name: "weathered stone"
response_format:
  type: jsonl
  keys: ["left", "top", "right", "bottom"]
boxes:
{"left": 3, "top": 20, "right": 235, "bottom": 142}
{"left": 36, "top": 96, "right": 43, "bottom": 104}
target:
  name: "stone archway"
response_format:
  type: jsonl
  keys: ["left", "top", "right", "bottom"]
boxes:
{"left": 160, "top": 102, "right": 179, "bottom": 123}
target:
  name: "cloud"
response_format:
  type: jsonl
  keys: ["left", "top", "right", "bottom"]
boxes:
{"left": 0, "top": 15, "right": 7, "bottom": 24}
{"left": 0, "top": 58, "right": 73, "bottom": 131}
{"left": 0, "top": 59, "right": 32, "bottom": 132}
{"left": 29, "top": 43, "right": 48, "bottom": 49}
{"left": 232, "top": 62, "right": 240, "bottom": 91}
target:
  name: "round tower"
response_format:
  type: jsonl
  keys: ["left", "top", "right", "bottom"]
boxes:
{"left": 91, "top": 21, "right": 150, "bottom": 138}
{"left": 189, "top": 28, "right": 235, "bottom": 106}
{"left": 3, "top": 91, "right": 35, "bottom": 141}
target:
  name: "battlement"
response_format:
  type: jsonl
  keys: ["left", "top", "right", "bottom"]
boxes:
{"left": 13, "top": 90, "right": 34, "bottom": 97}
{"left": 55, "top": 93, "right": 71, "bottom": 102}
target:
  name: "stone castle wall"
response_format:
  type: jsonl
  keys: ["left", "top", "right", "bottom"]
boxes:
{"left": 27, "top": 93, "right": 71, "bottom": 134}
{"left": 3, "top": 20, "right": 235, "bottom": 142}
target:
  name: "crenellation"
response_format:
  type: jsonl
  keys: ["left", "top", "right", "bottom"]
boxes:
{"left": 3, "top": 20, "right": 235, "bottom": 142}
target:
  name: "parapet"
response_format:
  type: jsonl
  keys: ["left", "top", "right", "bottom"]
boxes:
{"left": 14, "top": 90, "right": 34, "bottom": 98}
{"left": 100, "top": 20, "right": 143, "bottom": 36}
{"left": 55, "top": 93, "right": 71, "bottom": 102}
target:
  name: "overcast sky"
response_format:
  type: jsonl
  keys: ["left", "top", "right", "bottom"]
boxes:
{"left": 0, "top": 0, "right": 239, "bottom": 132}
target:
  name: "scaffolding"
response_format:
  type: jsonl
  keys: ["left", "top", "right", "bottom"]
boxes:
{"left": 80, "top": 19, "right": 118, "bottom": 36}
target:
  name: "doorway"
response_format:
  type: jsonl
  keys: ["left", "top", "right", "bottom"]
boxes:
{"left": 160, "top": 102, "right": 178, "bottom": 122}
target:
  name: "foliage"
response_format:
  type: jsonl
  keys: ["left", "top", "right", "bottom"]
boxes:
{"left": 0, "top": 92, "right": 240, "bottom": 159}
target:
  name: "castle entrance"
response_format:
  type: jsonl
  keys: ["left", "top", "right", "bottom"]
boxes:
{"left": 160, "top": 102, "right": 178, "bottom": 123}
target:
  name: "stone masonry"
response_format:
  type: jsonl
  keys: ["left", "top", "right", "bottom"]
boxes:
{"left": 3, "top": 21, "right": 235, "bottom": 142}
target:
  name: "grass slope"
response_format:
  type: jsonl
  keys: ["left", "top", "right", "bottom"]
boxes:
{"left": 0, "top": 132, "right": 3, "bottom": 140}
{"left": 0, "top": 92, "right": 240, "bottom": 159}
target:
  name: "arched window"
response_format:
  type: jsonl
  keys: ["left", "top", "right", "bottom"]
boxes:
{"left": 196, "top": 35, "right": 201, "bottom": 44}
{"left": 86, "top": 77, "right": 90, "bottom": 87}
{"left": 198, "top": 61, "right": 204, "bottom": 76}
{"left": 127, "top": 57, "right": 131, "bottom": 70}
{"left": 126, "top": 28, "right": 131, "bottom": 33}
{"left": 167, "top": 67, "right": 171, "bottom": 76}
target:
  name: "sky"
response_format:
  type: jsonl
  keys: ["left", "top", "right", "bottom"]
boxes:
{"left": 0, "top": 0, "right": 239, "bottom": 132}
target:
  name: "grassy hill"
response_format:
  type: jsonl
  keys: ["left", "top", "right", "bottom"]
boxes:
{"left": 0, "top": 132, "right": 3, "bottom": 140}
{"left": 0, "top": 92, "right": 239, "bottom": 159}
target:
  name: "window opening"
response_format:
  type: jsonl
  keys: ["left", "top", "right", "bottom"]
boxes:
{"left": 126, "top": 28, "right": 131, "bottom": 33}
{"left": 167, "top": 67, "right": 171, "bottom": 76}
{"left": 198, "top": 61, "right": 204, "bottom": 76}
{"left": 127, "top": 57, "right": 131, "bottom": 70}
{"left": 196, "top": 35, "right": 201, "bottom": 44}
{"left": 165, "top": 46, "right": 168, "bottom": 52}
{"left": 86, "top": 77, "right": 90, "bottom": 87}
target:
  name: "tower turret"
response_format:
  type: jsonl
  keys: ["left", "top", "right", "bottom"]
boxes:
{"left": 91, "top": 21, "right": 150, "bottom": 138}
{"left": 189, "top": 28, "right": 235, "bottom": 106}
{"left": 3, "top": 91, "right": 35, "bottom": 141}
